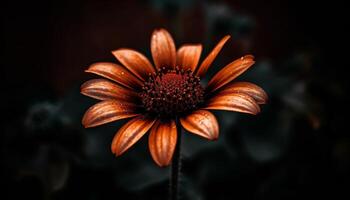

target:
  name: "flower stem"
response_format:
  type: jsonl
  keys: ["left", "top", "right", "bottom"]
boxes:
{"left": 170, "top": 121, "right": 182, "bottom": 200}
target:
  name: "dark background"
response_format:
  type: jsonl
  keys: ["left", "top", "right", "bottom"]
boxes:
{"left": 1, "top": 0, "right": 349, "bottom": 199}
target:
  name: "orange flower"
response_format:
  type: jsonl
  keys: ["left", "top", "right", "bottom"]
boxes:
{"left": 81, "top": 28, "right": 267, "bottom": 167}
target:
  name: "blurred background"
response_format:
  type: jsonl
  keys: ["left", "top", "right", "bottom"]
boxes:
{"left": 1, "top": 0, "right": 349, "bottom": 199}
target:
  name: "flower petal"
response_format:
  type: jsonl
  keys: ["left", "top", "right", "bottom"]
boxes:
{"left": 111, "top": 116, "right": 156, "bottom": 156}
{"left": 176, "top": 44, "right": 202, "bottom": 72}
{"left": 218, "top": 82, "right": 268, "bottom": 104}
{"left": 81, "top": 79, "right": 139, "bottom": 102}
{"left": 195, "top": 35, "right": 230, "bottom": 78}
{"left": 206, "top": 55, "right": 255, "bottom": 92}
{"left": 151, "top": 28, "right": 176, "bottom": 70}
{"left": 204, "top": 93, "right": 260, "bottom": 115}
{"left": 180, "top": 110, "right": 219, "bottom": 140}
{"left": 148, "top": 120, "right": 177, "bottom": 167}
{"left": 112, "top": 49, "right": 155, "bottom": 81}
{"left": 82, "top": 100, "right": 139, "bottom": 128}
{"left": 85, "top": 62, "right": 143, "bottom": 90}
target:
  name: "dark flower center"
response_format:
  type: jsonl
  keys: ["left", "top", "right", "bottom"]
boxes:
{"left": 140, "top": 67, "right": 204, "bottom": 117}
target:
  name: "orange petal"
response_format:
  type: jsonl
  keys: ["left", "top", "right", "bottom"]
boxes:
{"left": 85, "top": 62, "right": 143, "bottom": 90}
{"left": 81, "top": 79, "right": 139, "bottom": 102}
{"left": 112, "top": 49, "right": 155, "bottom": 81}
{"left": 195, "top": 35, "right": 230, "bottom": 78}
{"left": 151, "top": 28, "right": 176, "bottom": 70}
{"left": 111, "top": 116, "right": 156, "bottom": 156}
{"left": 180, "top": 110, "right": 219, "bottom": 140}
{"left": 82, "top": 100, "right": 139, "bottom": 128}
{"left": 176, "top": 44, "right": 202, "bottom": 72}
{"left": 204, "top": 93, "right": 260, "bottom": 115}
{"left": 218, "top": 82, "right": 268, "bottom": 104}
{"left": 148, "top": 120, "right": 177, "bottom": 167}
{"left": 206, "top": 55, "right": 255, "bottom": 92}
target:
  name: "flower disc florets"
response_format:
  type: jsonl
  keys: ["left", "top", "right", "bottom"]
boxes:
{"left": 140, "top": 67, "right": 204, "bottom": 117}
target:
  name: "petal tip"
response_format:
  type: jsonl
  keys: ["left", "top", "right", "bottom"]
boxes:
{"left": 111, "top": 144, "right": 123, "bottom": 156}
{"left": 210, "top": 135, "right": 219, "bottom": 141}
{"left": 259, "top": 98, "right": 268, "bottom": 105}
{"left": 111, "top": 49, "right": 123, "bottom": 58}
{"left": 111, "top": 48, "right": 125, "bottom": 55}
{"left": 245, "top": 54, "right": 255, "bottom": 59}
{"left": 81, "top": 118, "right": 90, "bottom": 128}
{"left": 154, "top": 28, "right": 168, "bottom": 32}
{"left": 154, "top": 161, "right": 170, "bottom": 167}
{"left": 180, "top": 110, "right": 219, "bottom": 141}
{"left": 82, "top": 114, "right": 96, "bottom": 128}
{"left": 152, "top": 28, "right": 167, "bottom": 37}
{"left": 114, "top": 151, "right": 123, "bottom": 157}
{"left": 251, "top": 107, "right": 260, "bottom": 115}
{"left": 223, "top": 35, "right": 231, "bottom": 41}
{"left": 262, "top": 92, "right": 269, "bottom": 104}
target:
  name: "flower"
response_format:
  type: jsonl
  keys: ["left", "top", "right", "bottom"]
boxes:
{"left": 81, "top": 28, "right": 267, "bottom": 167}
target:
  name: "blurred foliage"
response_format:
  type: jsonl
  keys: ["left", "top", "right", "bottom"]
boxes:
{"left": 1, "top": 0, "right": 349, "bottom": 200}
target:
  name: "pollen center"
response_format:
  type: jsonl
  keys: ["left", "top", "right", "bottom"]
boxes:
{"left": 140, "top": 67, "right": 204, "bottom": 117}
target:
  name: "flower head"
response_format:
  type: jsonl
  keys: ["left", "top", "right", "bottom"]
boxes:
{"left": 81, "top": 28, "right": 267, "bottom": 167}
